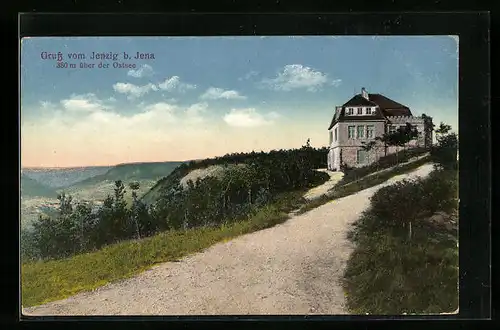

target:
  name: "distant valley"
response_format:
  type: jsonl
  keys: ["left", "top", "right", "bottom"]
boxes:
{"left": 21, "top": 174, "right": 59, "bottom": 198}
{"left": 21, "top": 161, "right": 186, "bottom": 229}
{"left": 22, "top": 166, "right": 112, "bottom": 189}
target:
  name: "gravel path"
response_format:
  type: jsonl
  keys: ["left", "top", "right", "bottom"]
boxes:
{"left": 22, "top": 163, "right": 435, "bottom": 316}
{"left": 303, "top": 169, "right": 344, "bottom": 201}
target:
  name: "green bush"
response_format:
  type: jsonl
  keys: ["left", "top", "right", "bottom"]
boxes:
{"left": 431, "top": 133, "right": 458, "bottom": 170}
{"left": 352, "top": 167, "right": 457, "bottom": 236}
{"left": 343, "top": 229, "right": 458, "bottom": 314}
{"left": 340, "top": 147, "right": 429, "bottom": 185}
{"left": 23, "top": 146, "right": 330, "bottom": 262}
{"left": 343, "top": 166, "right": 459, "bottom": 314}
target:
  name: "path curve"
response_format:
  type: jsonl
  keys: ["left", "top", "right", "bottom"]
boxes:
{"left": 303, "top": 169, "right": 344, "bottom": 201}
{"left": 23, "top": 163, "right": 435, "bottom": 316}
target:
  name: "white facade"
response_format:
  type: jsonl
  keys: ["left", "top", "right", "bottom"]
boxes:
{"left": 326, "top": 89, "right": 431, "bottom": 171}
{"left": 327, "top": 116, "right": 428, "bottom": 171}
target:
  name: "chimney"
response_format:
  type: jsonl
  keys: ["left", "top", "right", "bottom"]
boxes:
{"left": 361, "top": 87, "right": 369, "bottom": 100}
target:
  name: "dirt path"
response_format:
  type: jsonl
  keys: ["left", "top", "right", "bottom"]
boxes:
{"left": 303, "top": 169, "right": 344, "bottom": 201}
{"left": 22, "top": 163, "right": 435, "bottom": 316}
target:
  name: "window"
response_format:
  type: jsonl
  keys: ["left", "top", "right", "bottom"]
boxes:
{"left": 389, "top": 125, "right": 397, "bottom": 134}
{"left": 348, "top": 126, "right": 355, "bottom": 139}
{"left": 366, "top": 107, "right": 372, "bottom": 114}
{"left": 357, "top": 107, "right": 363, "bottom": 114}
{"left": 329, "top": 131, "right": 333, "bottom": 144}
{"left": 366, "top": 125, "right": 374, "bottom": 139}
{"left": 357, "top": 125, "right": 365, "bottom": 139}
{"left": 357, "top": 149, "right": 368, "bottom": 164}
{"left": 334, "top": 127, "right": 338, "bottom": 141}
{"left": 347, "top": 108, "right": 354, "bottom": 115}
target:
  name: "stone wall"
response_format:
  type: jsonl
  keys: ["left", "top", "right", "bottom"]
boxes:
{"left": 339, "top": 144, "right": 423, "bottom": 168}
{"left": 328, "top": 115, "right": 431, "bottom": 170}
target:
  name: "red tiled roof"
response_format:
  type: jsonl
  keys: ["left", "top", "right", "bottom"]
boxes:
{"left": 328, "top": 92, "right": 413, "bottom": 130}
{"left": 368, "top": 93, "right": 407, "bottom": 108}
{"left": 342, "top": 95, "right": 378, "bottom": 107}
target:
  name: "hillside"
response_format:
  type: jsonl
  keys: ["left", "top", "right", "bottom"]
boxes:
{"left": 22, "top": 161, "right": 186, "bottom": 228}
{"left": 21, "top": 163, "right": 438, "bottom": 314}
{"left": 141, "top": 148, "right": 329, "bottom": 205}
{"left": 22, "top": 166, "right": 111, "bottom": 189}
{"left": 21, "top": 174, "right": 58, "bottom": 198}
{"left": 68, "top": 161, "right": 185, "bottom": 189}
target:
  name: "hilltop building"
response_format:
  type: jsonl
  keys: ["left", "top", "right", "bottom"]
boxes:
{"left": 327, "top": 88, "right": 432, "bottom": 170}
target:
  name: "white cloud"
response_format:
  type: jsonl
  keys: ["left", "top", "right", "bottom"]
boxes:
{"left": 39, "top": 101, "right": 55, "bottom": 109}
{"left": 60, "top": 93, "right": 111, "bottom": 112}
{"left": 223, "top": 108, "right": 279, "bottom": 127}
{"left": 113, "top": 82, "right": 158, "bottom": 99}
{"left": 138, "top": 102, "right": 177, "bottom": 124}
{"left": 158, "top": 76, "right": 196, "bottom": 93}
{"left": 261, "top": 64, "right": 339, "bottom": 92}
{"left": 23, "top": 97, "right": 209, "bottom": 155}
{"left": 113, "top": 76, "right": 195, "bottom": 99}
{"left": 185, "top": 102, "right": 208, "bottom": 124}
{"left": 127, "top": 64, "right": 154, "bottom": 78}
{"left": 30, "top": 96, "right": 211, "bottom": 137}
{"left": 238, "top": 71, "right": 259, "bottom": 81}
{"left": 200, "top": 87, "right": 246, "bottom": 100}
{"left": 331, "top": 79, "right": 342, "bottom": 87}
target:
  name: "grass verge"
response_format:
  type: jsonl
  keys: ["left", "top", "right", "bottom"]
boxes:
{"left": 338, "top": 147, "right": 430, "bottom": 185}
{"left": 21, "top": 156, "right": 430, "bottom": 308}
{"left": 341, "top": 168, "right": 459, "bottom": 314}
{"left": 296, "top": 155, "right": 431, "bottom": 215}
{"left": 21, "top": 192, "right": 301, "bottom": 308}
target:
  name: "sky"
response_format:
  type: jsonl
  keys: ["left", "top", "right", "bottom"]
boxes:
{"left": 20, "top": 36, "right": 458, "bottom": 168}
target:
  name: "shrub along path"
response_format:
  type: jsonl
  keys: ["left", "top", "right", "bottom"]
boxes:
{"left": 23, "top": 163, "right": 434, "bottom": 316}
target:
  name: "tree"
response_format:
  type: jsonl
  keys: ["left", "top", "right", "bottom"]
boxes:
{"left": 421, "top": 113, "right": 435, "bottom": 148}
{"left": 95, "top": 195, "right": 116, "bottom": 246}
{"left": 31, "top": 215, "right": 59, "bottom": 259}
{"left": 376, "top": 123, "right": 419, "bottom": 165}
{"left": 28, "top": 193, "right": 78, "bottom": 259}
{"left": 70, "top": 201, "right": 96, "bottom": 253}
{"left": 129, "top": 181, "right": 142, "bottom": 239}
{"left": 400, "top": 123, "right": 420, "bottom": 152}
{"left": 113, "top": 180, "right": 132, "bottom": 239}
{"left": 129, "top": 181, "right": 141, "bottom": 191}
{"left": 54, "top": 193, "right": 79, "bottom": 257}
{"left": 432, "top": 122, "right": 457, "bottom": 170}
{"left": 435, "top": 122, "right": 452, "bottom": 141}
{"left": 56, "top": 192, "right": 73, "bottom": 217}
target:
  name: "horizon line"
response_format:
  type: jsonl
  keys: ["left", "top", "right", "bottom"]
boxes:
{"left": 20, "top": 159, "right": 193, "bottom": 169}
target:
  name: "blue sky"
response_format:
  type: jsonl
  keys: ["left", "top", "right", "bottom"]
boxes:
{"left": 20, "top": 36, "right": 458, "bottom": 167}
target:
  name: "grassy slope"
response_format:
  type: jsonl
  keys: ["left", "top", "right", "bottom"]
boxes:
{"left": 68, "top": 161, "right": 185, "bottom": 189}
{"left": 21, "top": 156, "right": 431, "bottom": 308}
{"left": 296, "top": 155, "right": 431, "bottom": 215}
{"left": 57, "top": 161, "right": 186, "bottom": 207}
{"left": 140, "top": 166, "right": 187, "bottom": 205}
{"left": 341, "top": 168, "right": 458, "bottom": 314}
{"left": 21, "top": 191, "right": 303, "bottom": 307}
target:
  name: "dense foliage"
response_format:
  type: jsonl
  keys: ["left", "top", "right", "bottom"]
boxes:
{"left": 430, "top": 122, "right": 458, "bottom": 170}
{"left": 142, "top": 144, "right": 329, "bottom": 203}
{"left": 21, "top": 144, "right": 330, "bottom": 261}
{"left": 339, "top": 146, "right": 430, "bottom": 185}
{"left": 342, "top": 122, "right": 459, "bottom": 314}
